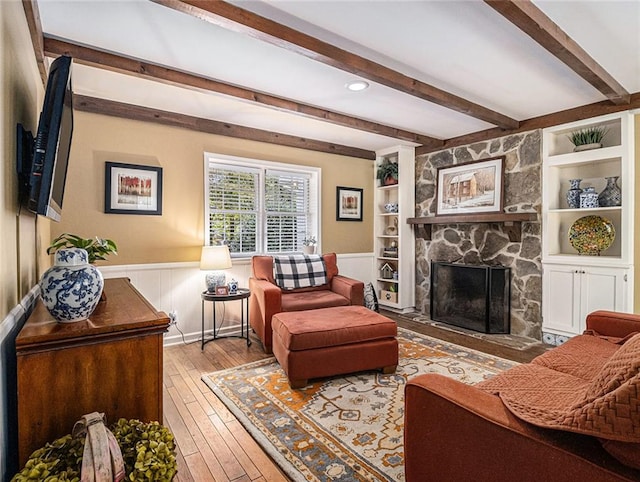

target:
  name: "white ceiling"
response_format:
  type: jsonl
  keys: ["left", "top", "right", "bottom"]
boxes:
{"left": 36, "top": 0, "right": 640, "bottom": 153}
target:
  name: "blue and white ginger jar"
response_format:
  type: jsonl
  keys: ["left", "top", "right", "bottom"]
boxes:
{"left": 579, "top": 186, "right": 599, "bottom": 209}
{"left": 39, "top": 247, "right": 104, "bottom": 322}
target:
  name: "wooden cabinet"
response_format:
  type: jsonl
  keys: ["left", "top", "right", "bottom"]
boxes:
{"left": 374, "top": 145, "right": 415, "bottom": 312}
{"left": 541, "top": 112, "right": 634, "bottom": 343}
{"left": 16, "top": 277, "right": 170, "bottom": 466}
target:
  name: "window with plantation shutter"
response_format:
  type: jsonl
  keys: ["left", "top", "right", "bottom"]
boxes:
{"left": 265, "top": 170, "right": 310, "bottom": 253}
{"left": 205, "top": 153, "right": 320, "bottom": 256}
{"left": 207, "top": 164, "right": 259, "bottom": 254}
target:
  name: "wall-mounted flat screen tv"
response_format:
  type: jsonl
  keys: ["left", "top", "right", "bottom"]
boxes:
{"left": 27, "top": 55, "right": 73, "bottom": 222}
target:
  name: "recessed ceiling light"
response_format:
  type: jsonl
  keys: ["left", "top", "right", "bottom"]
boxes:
{"left": 345, "top": 80, "right": 369, "bottom": 92}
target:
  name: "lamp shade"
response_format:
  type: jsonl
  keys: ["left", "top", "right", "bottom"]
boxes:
{"left": 200, "top": 245, "right": 232, "bottom": 270}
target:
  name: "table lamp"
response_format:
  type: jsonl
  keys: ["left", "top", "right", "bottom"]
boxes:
{"left": 200, "top": 245, "right": 232, "bottom": 293}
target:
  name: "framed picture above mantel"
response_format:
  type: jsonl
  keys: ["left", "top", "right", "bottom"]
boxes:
{"left": 105, "top": 162, "right": 163, "bottom": 215}
{"left": 435, "top": 156, "right": 504, "bottom": 216}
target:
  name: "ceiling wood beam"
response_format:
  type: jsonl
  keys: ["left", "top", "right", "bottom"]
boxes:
{"left": 151, "top": 0, "right": 520, "bottom": 130}
{"left": 22, "top": 0, "right": 47, "bottom": 84}
{"left": 485, "top": 0, "right": 630, "bottom": 105}
{"left": 74, "top": 94, "right": 376, "bottom": 160}
{"left": 416, "top": 92, "right": 640, "bottom": 156}
{"left": 44, "top": 38, "right": 441, "bottom": 149}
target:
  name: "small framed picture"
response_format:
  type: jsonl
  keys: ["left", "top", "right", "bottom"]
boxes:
{"left": 215, "top": 285, "right": 229, "bottom": 296}
{"left": 105, "top": 161, "right": 163, "bottom": 215}
{"left": 336, "top": 186, "right": 363, "bottom": 221}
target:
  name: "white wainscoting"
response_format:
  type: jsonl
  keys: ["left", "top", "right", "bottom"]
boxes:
{"left": 0, "top": 285, "right": 40, "bottom": 480}
{"left": 99, "top": 253, "right": 375, "bottom": 347}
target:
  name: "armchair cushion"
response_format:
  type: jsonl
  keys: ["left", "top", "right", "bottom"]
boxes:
{"left": 253, "top": 252, "right": 339, "bottom": 289}
{"left": 281, "top": 290, "right": 350, "bottom": 312}
{"left": 273, "top": 254, "right": 327, "bottom": 290}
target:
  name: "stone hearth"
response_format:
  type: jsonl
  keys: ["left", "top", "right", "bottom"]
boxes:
{"left": 415, "top": 130, "right": 542, "bottom": 340}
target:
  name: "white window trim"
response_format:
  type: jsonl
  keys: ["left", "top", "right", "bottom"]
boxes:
{"left": 204, "top": 152, "right": 321, "bottom": 257}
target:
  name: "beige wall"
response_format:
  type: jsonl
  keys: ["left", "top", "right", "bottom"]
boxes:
{"left": 0, "top": 1, "right": 46, "bottom": 318}
{"left": 52, "top": 112, "right": 374, "bottom": 265}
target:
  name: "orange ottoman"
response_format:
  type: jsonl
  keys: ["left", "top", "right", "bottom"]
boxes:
{"left": 271, "top": 305, "right": 398, "bottom": 388}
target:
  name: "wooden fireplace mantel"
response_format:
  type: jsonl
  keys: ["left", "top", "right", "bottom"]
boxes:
{"left": 406, "top": 212, "right": 538, "bottom": 242}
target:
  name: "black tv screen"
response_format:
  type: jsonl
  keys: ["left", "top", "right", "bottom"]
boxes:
{"left": 27, "top": 55, "right": 73, "bottom": 221}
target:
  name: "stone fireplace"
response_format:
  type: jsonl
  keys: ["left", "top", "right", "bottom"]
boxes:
{"left": 415, "top": 130, "right": 542, "bottom": 339}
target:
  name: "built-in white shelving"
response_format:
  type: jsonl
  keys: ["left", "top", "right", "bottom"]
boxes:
{"left": 541, "top": 112, "right": 634, "bottom": 342}
{"left": 373, "top": 145, "right": 415, "bottom": 312}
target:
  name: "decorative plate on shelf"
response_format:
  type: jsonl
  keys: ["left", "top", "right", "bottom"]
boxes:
{"left": 568, "top": 215, "right": 615, "bottom": 255}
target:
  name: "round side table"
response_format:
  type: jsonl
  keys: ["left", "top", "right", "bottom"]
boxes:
{"left": 201, "top": 288, "right": 251, "bottom": 350}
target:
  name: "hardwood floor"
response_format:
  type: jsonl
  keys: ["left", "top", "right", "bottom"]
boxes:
{"left": 163, "top": 313, "right": 549, "bottom": 481}
{"left": 163, "top": 336, "right": 287, "bottom": 482}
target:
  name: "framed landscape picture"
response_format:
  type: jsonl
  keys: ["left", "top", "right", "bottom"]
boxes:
{"left": 105, "top": 162, "right": 163, "bottom": 215}
{"left": 435, "top": 156, "right": 504, "bottom": 216}
{"left": 336, "top": 186, "right": 363, "bottom": 221}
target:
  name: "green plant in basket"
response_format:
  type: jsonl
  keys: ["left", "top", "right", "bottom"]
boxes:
{"left": 12, "top": 419, "right": 177, "bottom": 482}
{"left": 47, "top": 233, "right": 118, "bottom": 263}
{"left": 111, "top": 418, "right": 177, "bottom": 481}
{"left": 567, "top": 126, "right": 608, "bottom": 147}
{"left": 12, "top": 434, "right": 83, "bottom": 481}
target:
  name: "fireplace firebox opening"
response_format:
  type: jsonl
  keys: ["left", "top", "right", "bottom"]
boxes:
{"left": 430, "top": 262, "right": 511, "bottom": 334}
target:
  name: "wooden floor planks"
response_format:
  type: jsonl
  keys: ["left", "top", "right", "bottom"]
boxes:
{"left": 163, "top": 314, "right": 547, "bottom": 481}
{"left": 164, "top": 335, "right": 289, "bottom": 482}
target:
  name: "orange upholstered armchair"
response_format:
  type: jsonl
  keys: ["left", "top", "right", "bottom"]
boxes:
{"left": 249, "top": 253, "right": 364, "bottom": 353}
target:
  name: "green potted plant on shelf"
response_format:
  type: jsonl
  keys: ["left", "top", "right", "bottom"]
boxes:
{"left": 47, "top": 232, "right": 118, "bottom": 263}
{"left": 376, "top": 159, "right": 399, "bottom": 186}
{"left": 567, "top": 126, "right": 608, "bottom": 152}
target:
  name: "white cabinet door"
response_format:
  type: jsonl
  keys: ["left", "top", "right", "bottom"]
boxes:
{"left": 580, "top": 266, "right": 628, "bottom": 325}
{"left": 543, "top": 264, "right": 581, "bottom": 336}
{"left": 543, "top": 264, "right": 630, "bottom": 337}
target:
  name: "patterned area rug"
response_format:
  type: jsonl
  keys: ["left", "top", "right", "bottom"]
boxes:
{"left": 201, "top": 328, "right": 516, "bottom": 482}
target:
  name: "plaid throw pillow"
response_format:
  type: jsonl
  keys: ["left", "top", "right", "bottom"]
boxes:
{"left": 273, "top": 254, "right": 327, "bottom": 290}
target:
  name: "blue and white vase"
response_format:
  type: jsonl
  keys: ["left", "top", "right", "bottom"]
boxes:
{"left": 39, "top": 248, "right": 104, "bottom": 323}
{"left": 566, "top": 179, "right": 582, "bottom": 209}
{"left": 598, "top": 176, "right": 621, "bottom": 207}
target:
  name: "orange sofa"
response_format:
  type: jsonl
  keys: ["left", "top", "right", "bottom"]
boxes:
{"left": 249, "top": 253, "right": 364, "bottom": 353}
{"left": 404, "top": 310, "right": 640, "bottom": 482}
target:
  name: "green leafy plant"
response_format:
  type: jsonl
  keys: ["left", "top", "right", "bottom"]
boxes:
{"left": 11, "top": 434, "right": 83, "bottom": 481}
{"left": 47, "top": 233, "right": 118, "bottom": 263}
{"left": 111, "top": 419, "right": 177, "bottom": 481}
{"left": 567, "top": 126, "right": 608, "bottom": 147}
{"left": 376, "top": 159, "right": 399, "bottom": 185}
{"left": 302, "top": 236, "right": 317, "bottom": 246}
{"left": 12, "top": 419, "right": 177, "bottom": 482}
